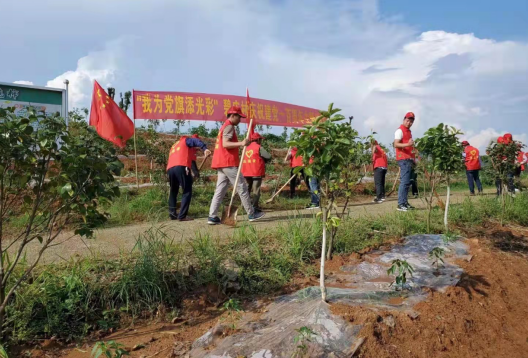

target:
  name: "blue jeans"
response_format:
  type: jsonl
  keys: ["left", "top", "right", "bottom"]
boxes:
{"left": 309, "top": 177, "right": 320, "bottom": 206}
{"left": 397, "top": 160, "right": 413, "bottom": 206}
{"left": 466, "top": 170, "right": 483, "bottom": 194}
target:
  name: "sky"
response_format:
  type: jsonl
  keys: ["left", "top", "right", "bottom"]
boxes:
{"left": 1, "top": 0, "right": 527, "bottom": 151}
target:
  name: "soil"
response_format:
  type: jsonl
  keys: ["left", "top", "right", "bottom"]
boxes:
{"left": 16, "top": 224, "right": 528, "bottom": 358}
{"left": 331, "top": 227, "right": 528, "bottom": 358}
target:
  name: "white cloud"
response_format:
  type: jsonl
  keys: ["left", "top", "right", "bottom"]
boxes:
{"left": 463, "top": 128, "right": 527, "bottom": 151}
{"left": 11, "top": 0, "right": 523, "bottom": 152}
{"left": 13, "top": 81, "right": 34, "bottom": 85}
{"left": 46, "top": 38, "right": 130, "bottom": 108}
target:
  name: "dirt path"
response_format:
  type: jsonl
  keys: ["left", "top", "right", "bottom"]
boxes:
{"left": 19, "top": 190, "right": 492, "bottom": 264}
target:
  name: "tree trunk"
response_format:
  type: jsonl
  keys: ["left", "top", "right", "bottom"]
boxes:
{"left": 326, "top": 199, "right": 336, "bottom": 261}
{"left": 444, "top": 182, "right": 450, "bottom": 232}
{"left": 320, "top": 207, "right": 328, "bottom": 302}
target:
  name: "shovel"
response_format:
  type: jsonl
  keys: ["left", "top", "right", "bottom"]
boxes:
{"left": 198, "top": 153, "right": 210, "bottom": 171}
{"left": 221, "top": 117, "right": 255, "bottom": 226}
{"left": 265, "top": 174, "right": 297, "bottom": 204}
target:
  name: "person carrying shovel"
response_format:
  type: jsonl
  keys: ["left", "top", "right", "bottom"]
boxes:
{"left": 207, "top": 106, "right": 266, "bottom": 225}
{"left": 167, "top": 135, "right": 211, "bottom": 221}
{"left": 241, "top": 132, "right": 272, "bottom": 213}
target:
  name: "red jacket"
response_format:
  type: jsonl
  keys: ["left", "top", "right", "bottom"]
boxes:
{"left": 211, "top": 120, "right": 240, "bottom": 169}
{"left": 242, "top": 142, "right": 266, "bottom": 177}
{"left": 372, "top": 145, "right": 388, "bottom": 169}
{"left": 290, "top": 147, "right": 304, "bottom": 168}
{"left": 166, "top": 137, "right": 192, "bottom": 170}
{"left": 395, "top": 125, "right": 415, "bottom": 160}
{"left": 464, "top": 146, "right": 481, "bottom": 171}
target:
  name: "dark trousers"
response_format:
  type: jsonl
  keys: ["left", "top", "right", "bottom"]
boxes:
{"left": 245, "top": 177, "right": 262, "bottom": 209}
{"left": 410, "top": 169, "right": 418, "bottom": 196}
{"left": 191, "top": 160, "right": 200, "bottom": 179}
{"left": 290, "top": 168, "right": 310, "bottom": 198}
{"left": 496, "top": 172, "right": 515, "bottom": 195}
{"left": 466, "top": 170, "right": 483, "bottom": 194}
{"left": 374, "top": 167, "right": 387, "bottom": 200}
{"left": 168, "top": 166, "right": 193, "bottom": 219}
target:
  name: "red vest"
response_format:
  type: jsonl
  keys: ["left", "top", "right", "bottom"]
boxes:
{"left": 166, "top": 137, "right": 192, "bottom": 170}
{"left": 242, "top": 142, "right": 266, "bottom": 177}
{"left": 290, "top": 147, "right": 304, "bottom": 168}
{"left": 395, "top": 125, "right": 415, "bottom": 160}
{"left": 190, "top": 148, "right": 198, "bottom": 161}
{"left": 518, "top": 152, "right": 526, "bottom": 171}
{"left": 464, "top": 146, "right": 481, "bottom": 170}
{"left": 372, "top": 145, "right": 388, "bottom": 169}
{"left": 211, "top": 120, "right": 239, "bottom": 169}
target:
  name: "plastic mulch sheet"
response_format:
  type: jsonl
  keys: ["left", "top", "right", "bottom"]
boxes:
{"left": 189, "top": 234, "right": 470, "bottom": 358}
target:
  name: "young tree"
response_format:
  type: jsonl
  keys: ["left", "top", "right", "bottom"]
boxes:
{"left": 289, "top": 103, "right": 365, "bottom": 301}
{"left": 281, "top": 127, "right": 288, "bottom": 142}
{"left": 415, "top": 124, "right": 463, "bottom": 232}
{"left": 486, "top": 138, "right": 523, "bottom": 225}
{"left": 0, "top": 108, "right": 122, "bottom": 336}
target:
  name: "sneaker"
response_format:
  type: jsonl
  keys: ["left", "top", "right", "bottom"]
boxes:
{"left": 306, "top": 204, "right": 320, "bottom": 210}
{"left": 372, "top": 198, "right": 382, "bottom": 204}
{"left": 169, "top": 214, "right": 178, "bottom": 221}
{"left": 254, "top": 207, "right": 263, "bottom": 213}
{"left": 413, "top": 194, "right": 419, "bottom": 199}
{"left": 248, "top": 211, "right": 266, "bottom": 222}
{"left": 397, "top": 205, "right": 408, "bottom": 212}
{"left": 470, "top": 192, "right": 475, "bottom": 196}
{"left": 380, "top": 197, "right": 386, "bottom": 202}
{"left": 207, "top": 216, "right": 221, "bottom": 225}
{"left": 405, "top": 204, "right": 416, "bottom": 210}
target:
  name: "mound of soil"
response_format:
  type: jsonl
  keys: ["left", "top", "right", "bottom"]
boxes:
{"left": 332, "top": 231, "right": 528, "bottom": 358}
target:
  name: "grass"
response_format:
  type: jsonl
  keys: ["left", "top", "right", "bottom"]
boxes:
{"left": 3, "top": 192, "right": 527, "bottom": 345}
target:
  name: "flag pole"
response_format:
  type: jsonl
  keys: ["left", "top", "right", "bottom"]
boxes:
{"left": 132, "top": 90, "right": 139, "bottom": 190}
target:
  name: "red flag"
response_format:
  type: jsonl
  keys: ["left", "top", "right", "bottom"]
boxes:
{"left": 246, "top": 88, "right": 256, "bottom": 137}
{"left": 89, "top": 81, "right": 134, "bottom": 148}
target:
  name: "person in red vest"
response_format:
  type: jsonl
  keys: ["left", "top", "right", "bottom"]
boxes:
{"left": 515, "top": 143, "right": 526, "bottom": 182}
{"left": 208, "top": 106, "right": 266, "bottom": 224}
{"left": 394, "top": 112, "right": 416, "bottom": 212}
{"left": 371, "top": 140, "right": 388, "bottom": 203}
{"left": 492, "top": 135, "right": 516, "bottom": 195}
{"left": 190, "top": 134, "right": 201, "bottom": 179}
{"left": 285, "top": 147, "right": 309, "bottom": 198}
{"left": 166, "top": 136, "right": 211, "bottom": 221}
{"left": 241, "top": 132, "right": 272, "bottom": 212}
{"left": 461, "top": 140, "right": 483, "bottom": 195}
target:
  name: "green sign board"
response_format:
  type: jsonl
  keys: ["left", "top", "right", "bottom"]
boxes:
{"left": 0, "top": 82, "right": 66, "bottom": 118}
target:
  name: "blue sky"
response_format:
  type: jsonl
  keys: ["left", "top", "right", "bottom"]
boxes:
{"left": 0, "top": 0, "right": 527, "bottom": 150}
{"left": 382, "top": 0, "right": 528, "bottom": 41}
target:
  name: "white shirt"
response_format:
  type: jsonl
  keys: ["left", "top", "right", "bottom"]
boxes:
{"left": 394, "top": 128, "right": 403, "bottom": 141}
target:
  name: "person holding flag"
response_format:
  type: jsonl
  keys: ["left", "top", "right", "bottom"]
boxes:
{"left": 166, "top": 135, "right": 211, "bottom": 221}
{"left": 241, "top": 132, "right": 272, "bottom": 212}
{"left": 207, "top": 106, "right": 265, "bottom": 225}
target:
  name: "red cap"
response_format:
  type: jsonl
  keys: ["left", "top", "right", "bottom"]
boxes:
{"left": 404, "top": 112, "right": 415, "bottom": 119}
{"left": 250, "top": 132, "right": 263, "bottom": 141}
{"left": 461, "top": 140, "right": 469, "bottom": 146}
{"left": 191, "top": 134, "right": 199, "bottom": 138}
{"left": 227, "top": 105, "right": 247, "bottom": 118}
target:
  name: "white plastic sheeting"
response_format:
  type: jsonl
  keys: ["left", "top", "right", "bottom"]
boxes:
{"left": 189, "top": 235, "right": 469, "bottom": 358}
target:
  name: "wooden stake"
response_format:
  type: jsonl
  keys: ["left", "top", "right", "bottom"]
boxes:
{"left": 133, "top": 119, "right": 139, "bottom": 190}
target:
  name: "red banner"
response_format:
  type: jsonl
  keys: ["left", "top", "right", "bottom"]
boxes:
{"left": 133, "top": 90, "right": 320, "bottom": 127}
